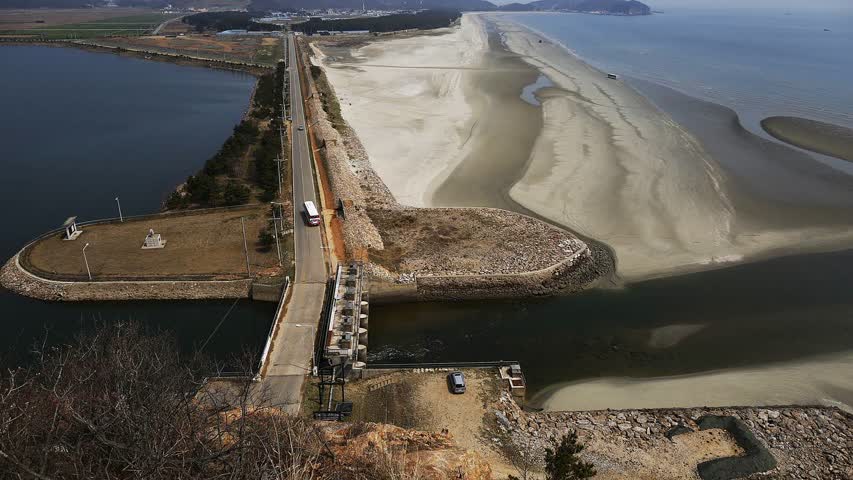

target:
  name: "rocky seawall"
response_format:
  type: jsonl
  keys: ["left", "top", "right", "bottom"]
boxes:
{"left": 492, "top": 392, "right": 852, "bottom": 479}
{"left": 1, "top": 254, "right": 251, "bottom": 302}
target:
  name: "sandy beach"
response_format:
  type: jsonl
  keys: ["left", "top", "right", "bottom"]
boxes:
{"left": 314, "top": 13, "right": 853, "bottom": 413}
{"left": 315, "top": 14, "right": 853, "bottom": 282}
{"left": 313, "top": 19, "right": 488, "bottom": 207}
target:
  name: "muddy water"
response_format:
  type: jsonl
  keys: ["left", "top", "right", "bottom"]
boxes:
{"left": 369, "top": 248, "right": 853, "bottom": 410}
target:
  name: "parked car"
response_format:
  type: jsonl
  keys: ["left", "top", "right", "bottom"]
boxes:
{"left": 447, "top": 371, "right": 466, "bottom": 394}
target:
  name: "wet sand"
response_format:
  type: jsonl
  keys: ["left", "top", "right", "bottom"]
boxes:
{"left": 762, "top": 116, "right": 853, "bottom": 163}
{"left": 495, "top": 16, "right": 853, "bottom": 281}
{"left": 532, "top": 352, "right": 853, "bottom": 413}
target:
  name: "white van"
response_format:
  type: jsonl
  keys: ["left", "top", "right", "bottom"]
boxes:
{"left": 303, "top": 200, "right": 320, "bottom": 226}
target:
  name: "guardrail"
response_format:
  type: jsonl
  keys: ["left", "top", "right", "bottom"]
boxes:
{"left": 255, "top": 276, "right": 291, "bottom": 379}
{"left": 314, "top": 271, "right": 340, "bottom": 368}
{"left": 365, "top": 360, "right": 521, "bottom": 370}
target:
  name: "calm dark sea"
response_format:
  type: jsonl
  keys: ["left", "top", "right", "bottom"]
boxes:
{"left": 503, "top": 8, "right": 853, "bottom": 133}
{"left": 0, "top": 46, "right": 274, "bottom": 368}
{"left": 371, "top": 10, "right": 853, "bottom": 410}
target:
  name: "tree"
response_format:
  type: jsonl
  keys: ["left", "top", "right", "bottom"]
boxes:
{"left": 222, "top": 180, "right": 251, "bottom": 206}
{"left": 544, "top": 431, "right": 596, "bottom": 480}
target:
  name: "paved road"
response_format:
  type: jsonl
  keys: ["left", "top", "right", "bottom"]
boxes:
{"left": 152, "top": 15, "right": 183, "bottom": 35}
{"left": 287, "top": 35, "right": 326, "bottom": 285}
{"left": 264, "top": 34, "right": 328, "bottom": 414}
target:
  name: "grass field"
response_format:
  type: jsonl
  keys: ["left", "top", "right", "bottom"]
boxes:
{"left": 23, "top": 206, "right": 289, "bottom": 281}
{"left": 92, "top": 34, "right": 283, "bottom": 65}
{"left": 0, "top": 10, "right": 177, "bottom": 39}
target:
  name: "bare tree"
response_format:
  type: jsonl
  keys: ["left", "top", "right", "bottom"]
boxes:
{"left": 0, "top": 322, "right": 332, "bottom": 480}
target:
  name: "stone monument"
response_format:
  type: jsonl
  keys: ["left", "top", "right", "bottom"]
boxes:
{"left": 142, "top": 228, "right": 167, "bottom": 249}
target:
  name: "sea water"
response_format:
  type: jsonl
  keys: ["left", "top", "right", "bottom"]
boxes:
{"left": 503, "top": 7, "right": 853, "bottom": 132}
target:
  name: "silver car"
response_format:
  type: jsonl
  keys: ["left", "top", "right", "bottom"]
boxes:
{"left": 447, "top": 372, "right": 466, "bottom": 394}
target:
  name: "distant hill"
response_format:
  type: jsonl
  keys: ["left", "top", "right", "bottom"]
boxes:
{"left": 500, "top": 0, "right": 650, "bottom": 14}
{"left": 3, "top": 0, "right": 650, "bottom": 16}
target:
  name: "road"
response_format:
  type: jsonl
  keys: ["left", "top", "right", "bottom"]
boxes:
{"left": 152, "top": 15, "right": 184, "bottom": 35}
{"left": 263, "top": 34, "right": 328, "bottom": 414}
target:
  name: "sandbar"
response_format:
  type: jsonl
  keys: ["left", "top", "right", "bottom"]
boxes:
{"left": 762, "top": 115, "right": 853, "bottom": 163}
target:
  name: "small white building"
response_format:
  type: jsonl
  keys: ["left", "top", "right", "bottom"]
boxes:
{"left": 62, "top": 217, "right": 82, "bottom": 241}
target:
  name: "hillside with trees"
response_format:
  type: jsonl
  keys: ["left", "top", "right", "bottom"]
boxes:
{"left": 182, "top": 11, "right": 281, "bottom": 33}
{"left": 291, "top": 9, "right": 462, "bottom": 34}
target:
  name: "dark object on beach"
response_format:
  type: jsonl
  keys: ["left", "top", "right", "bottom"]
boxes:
{"left": 665, "top": 424, "right": 693, "bottom": 440}
{"left": 539, "top": 39, "right": 543, "bottom": 43}
{"left": 695, "top": 415, "right": 777, "bottom": 480}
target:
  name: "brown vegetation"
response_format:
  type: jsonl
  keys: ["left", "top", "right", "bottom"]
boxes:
{"left": 95, "top": 34, "right": 282, "bottom": 65}
{"left": 0, "top": 324, "right": 492, "bottom": 479}
{"left": 23, "top": 206, "right": 282, "bottom": 281}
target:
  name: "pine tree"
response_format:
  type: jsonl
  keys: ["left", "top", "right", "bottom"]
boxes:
{"left": 544, "top": 431, "right": 596, "bottom": 480}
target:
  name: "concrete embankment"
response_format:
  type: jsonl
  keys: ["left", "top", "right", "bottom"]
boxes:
{"left": 296, "top": 36, "right": 607, "bottom": 302}
{"left": 1, "top": 254, "right": 251, "bottom": 301}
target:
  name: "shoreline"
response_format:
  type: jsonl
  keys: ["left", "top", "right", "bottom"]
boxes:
{"left": 489, "top": 14, "right": 853, "bottom": 282}
{"left": 313, "top": 13, "right": 853, "bottom": 285}
{"left": 0, "top": 38, "right": 271, "bottom": 75}
{"left": 530, "top": 351, "right": 853, "bottom": 413}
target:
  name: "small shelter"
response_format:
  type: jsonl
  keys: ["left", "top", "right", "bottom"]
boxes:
{"left": 142, "top": 229, "right": 167, "bottom": 249}
{"left": 62, "top": 217, "right": 82, "bottom": 241}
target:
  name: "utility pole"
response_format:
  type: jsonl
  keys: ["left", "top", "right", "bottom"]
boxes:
{"left": 271, "top": 201, "right": 285, "bottom": 236}
{"left": 274, "top": 157, "right": 284, "bottom": 198}
{"left": 82, "top": 243, "right": 92, "bottom": 280}
{"left": 270, "top": 214, "right": 282, "bottom": 267}
{"left": 240, "top": 217, "right": 251, "bottom": 277}
{"left": 115, "top": 197, "right": 123, "bottom": 222}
